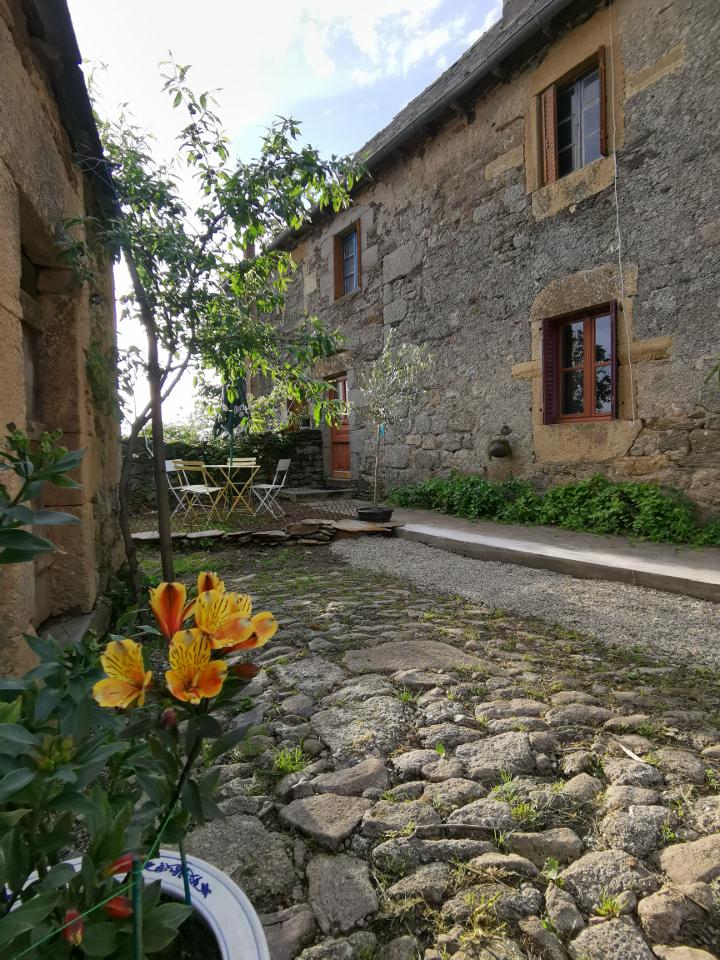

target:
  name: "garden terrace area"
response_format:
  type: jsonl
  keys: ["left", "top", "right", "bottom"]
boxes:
{"left": 137, "top": 540, "right": 720, "bottom": 960}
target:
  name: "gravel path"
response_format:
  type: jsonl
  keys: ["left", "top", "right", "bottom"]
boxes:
{"left": 331, "top": 537, "right": 720, "bottom": 668}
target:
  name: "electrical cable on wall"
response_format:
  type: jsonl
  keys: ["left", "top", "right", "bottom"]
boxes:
{"left": 608, "top": 0, "right": 637, "bottom": 423}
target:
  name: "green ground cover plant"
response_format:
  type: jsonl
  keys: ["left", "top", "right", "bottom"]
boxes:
{"left": 388, "top": 472, "right": 720, "bottom": 546}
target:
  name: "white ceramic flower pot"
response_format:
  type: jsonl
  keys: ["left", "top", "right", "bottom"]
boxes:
{"left": 143, "top": 849, "right": 269, "bottom": 960}
{"left": 56, "top": 850, "right": 269, "bottom": 960}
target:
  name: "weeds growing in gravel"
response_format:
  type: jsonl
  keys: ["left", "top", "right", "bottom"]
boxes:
{"left": 594, "top": 893, "right": 622, "bottom": 918}
{"left": 272, "top": 746, "right": 307, "bottom": 774}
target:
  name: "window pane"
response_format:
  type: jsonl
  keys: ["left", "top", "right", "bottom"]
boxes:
{"left": 343, "top": 232, "right": 356, "bottom": 259}
{"left": 558, "top": 148, "right": 575, "bottom": 177}
{"left": 557, "top": 117, "right": 574, "bottom": 151}
{"left": 557, "top": 85, "right": 575, "bottom": 123}
{"left": 595, "top": 364, "right": 612, "bottom": 414}
{"left": 562, "top": 370, "right": 584, "bottom": 414}
{"left": 583, "top": 128, "right": 601, "bottom": 165}
{"left": 595, "top": 314, "right": 612, "bottom": 362}
{"left": 561, "top": 321, "right": 584, "bottom": 367}
{"left": 582, "top": 69, "right": 600, "bottom": 103}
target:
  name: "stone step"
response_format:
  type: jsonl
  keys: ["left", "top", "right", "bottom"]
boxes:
{"left": 279, "top": 487, "right": 354, "bottom": 502}
{"left": 390, "top": 509, "right": 720, "bottom": 603}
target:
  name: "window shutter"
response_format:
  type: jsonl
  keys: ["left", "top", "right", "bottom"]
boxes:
{"left": 355, "top": 221, "right": 362, "bottom": 290}
{"left": 610, "top": 299, "right": 619, "bottom": 419}
{"left": 541, "top": 86, "right": 558, "bottom": 185}
{"left": 542, "top": 319, "right": 559, "bottom": 425}
{"left": 333, "top": 235, "right": 343, "bottom": 300}
{"left": 598, "top": 45, "right": 608, "bottom": 156}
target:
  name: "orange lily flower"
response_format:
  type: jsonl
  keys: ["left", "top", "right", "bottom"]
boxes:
{"left": 193, "top": 589, "right": 256, "bottom": 649}
{"left": 149, "top": 582, "right": 195, "bottom": 640}
{"left": 92, "top": 640, "right": 152, "bottom": 709}
{"left": 166, "top": 629, "right": 227, "bottom": 704}
{"left": 197, "top": 570, "right": 224, "bottom": 595}
{"left": 223, "top": 611, "right": 278, "bottom": 653}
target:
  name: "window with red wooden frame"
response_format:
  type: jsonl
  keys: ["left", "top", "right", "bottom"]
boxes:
{"left": 333, "top": 222, "right": 361, "bottom": 300}
{"left": 540, "top": 47, "right": 608, "bottom": 186}
{"left": 542, "top": 303, "right": 618, "bottom": 424}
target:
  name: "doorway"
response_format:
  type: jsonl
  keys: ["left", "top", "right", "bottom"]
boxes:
{"left": 328, "top": 374, "right": 350, "bottom": 479}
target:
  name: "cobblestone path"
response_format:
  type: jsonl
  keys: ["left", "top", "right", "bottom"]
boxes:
{"left": 141, "top": 545, "right": 720, "bottom": 960}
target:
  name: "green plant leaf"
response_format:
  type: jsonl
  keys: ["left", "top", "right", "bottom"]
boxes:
{"left": 79, "top": 921, "right": 117, "bottom": 957}
{"left": 0, "top": 893, "right": 55, "bottom": 947}
{"left": 0, "top": 724, "right": 40, "bottom": 747}
{"left": 0, "top": 767, "right": 36, "bottom": 802}
{"left": 40, "top": 861, "right": 77, "bottom": 891}
{"left": 0, "top": 528, "right": 55, "bottom": 552}
{"left": 30, "top": 509, "right": 82, "bottom": 526}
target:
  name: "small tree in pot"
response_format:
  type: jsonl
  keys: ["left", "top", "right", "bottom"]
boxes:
{"left": 357, "top": 334, "right": 428, "bottom": 522}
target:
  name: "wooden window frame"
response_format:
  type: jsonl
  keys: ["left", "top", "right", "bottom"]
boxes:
{"left": 540, "top": 47, "right": 607, "bottom": 187}
{"left": 333, "top": 221, "right": 362, "bottom": 301}
{"left": 542, "top": 302, "right": 618, "bottom": 425}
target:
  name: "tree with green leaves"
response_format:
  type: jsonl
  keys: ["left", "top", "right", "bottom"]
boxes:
{"left": 358, "top": 334, "right": 429, "bottom": 508}
{"left": 71, "top": 62, "right": 359, "bottom": 593}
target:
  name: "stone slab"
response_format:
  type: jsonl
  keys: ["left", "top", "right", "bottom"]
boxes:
{"left": 343, "top": 639, "right": 484, "bottom": 674}
{"left": 279, "top": 794, "right": 373, "bottom": 850}
{"left": 307, "top": 855, "right": 378, "bottom": 933}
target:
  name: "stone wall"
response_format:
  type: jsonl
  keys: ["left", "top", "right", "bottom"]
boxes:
{"left": 0, "top": 0, "right": 122, "bottom": 674}
{"left": 279, "top": 0, "right": 720, "bottom": 515}
{"left": 126, "top": 430, "right": 324, "bottom": 511}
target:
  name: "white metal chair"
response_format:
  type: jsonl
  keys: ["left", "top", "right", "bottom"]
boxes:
{"left": 165, "top": 460, "right": 189, "bottom": 517}
{"left": 174, "top": 460, "right": 222, "bottom": 517}
{"left": 251, "top": 458, "right": 291, "bottom": 518}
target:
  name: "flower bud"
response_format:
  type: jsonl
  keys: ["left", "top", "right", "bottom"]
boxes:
{"left": 160, "top": 707, "right": 178, "bottom": 729}
{"left": 103, "top": 853, "right": 135, "bottom": 877}
{"left": 62, "top": 909, "right": 84, "bottom": 946}
{"left": 104, "top": 895, "right": 133, "bottom": 919}
{"left": 231, "top": 662, "right": 259, "bottom": 680}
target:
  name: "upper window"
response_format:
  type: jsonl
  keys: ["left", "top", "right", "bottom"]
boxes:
{"left": 541, "top": 48, "right": 607, "bottom": 185}
{"left": 333, "top": 223, "right": 361, "bottom": 300}
{"left": 542, "top": 304, "right": 617, "bottom": 424}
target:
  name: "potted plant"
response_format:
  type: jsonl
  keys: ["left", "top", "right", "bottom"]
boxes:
{"left": 356, "top": 334, "right": 428, "bottom": 522}
{"left": 0, "top": 569, "right": 277, "bottom": 959}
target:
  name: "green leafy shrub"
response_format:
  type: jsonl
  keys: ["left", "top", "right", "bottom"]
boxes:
{"left": 0, "top": 426, "right": 84, "bottom": 564}
{"left": 388, "top": 472, "right": 720, "bottom": 546}
{"left": 0, "top": 568, "right": 276, "bottom": 957}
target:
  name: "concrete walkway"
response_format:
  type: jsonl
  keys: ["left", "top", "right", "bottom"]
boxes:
{"left": 388, "top": 506, "right": 720, "bottom": 602}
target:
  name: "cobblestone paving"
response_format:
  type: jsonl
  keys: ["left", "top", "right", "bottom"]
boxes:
{"left": 142, "top": 545, "right": 720, "bottom": 960}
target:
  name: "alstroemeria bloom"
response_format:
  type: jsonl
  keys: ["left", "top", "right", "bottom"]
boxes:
{"left": 222, "top": 611, "right": 278, "bottom": 653}
{"left": 92, "top": 640, "right": 152, "bottom": 709}
{"left": 197, "top": 570, "right": 224, "bottom": 595}
{"left": 149, "top": 582, "right": 195, "bottom": 640}
{"left": 62, "top": 909, "right": 84, "bottom": 946}
{"left": 166, "top": 629, "right": 227, "bottom": 704}
{"left": 193, "top": 589, "right": 255, "bottom": 649}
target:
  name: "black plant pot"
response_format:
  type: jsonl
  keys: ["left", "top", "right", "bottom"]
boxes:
{"left": 357, "top": 506, "right": 394, "bottom": 523}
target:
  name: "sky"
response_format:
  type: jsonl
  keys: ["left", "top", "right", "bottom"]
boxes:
{"left": 66, "top": 0, "right": 502, "bottom": 424}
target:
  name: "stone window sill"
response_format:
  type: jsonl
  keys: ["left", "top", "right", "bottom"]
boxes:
{"left": 531, "top": 155, "right": 615, "bottom": 222}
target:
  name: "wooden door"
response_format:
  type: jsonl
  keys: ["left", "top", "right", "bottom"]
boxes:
{"left": 329, "top": 375, "right": 350, "bottom": 479}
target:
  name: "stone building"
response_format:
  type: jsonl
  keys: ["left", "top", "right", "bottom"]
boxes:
{"left": 275, "top": 0, "right": 720, "bottom": 513}
{"left": 0, "top": 0, "right": 122, "bottom": 673}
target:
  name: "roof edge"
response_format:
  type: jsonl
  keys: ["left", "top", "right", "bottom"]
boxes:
{"left": 270, "top": 0, "right": 593, "bottom": 252}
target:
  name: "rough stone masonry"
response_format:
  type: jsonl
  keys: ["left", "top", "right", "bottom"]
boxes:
{"left": 275, "top": 0, "right": 720, "bottom": 514}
